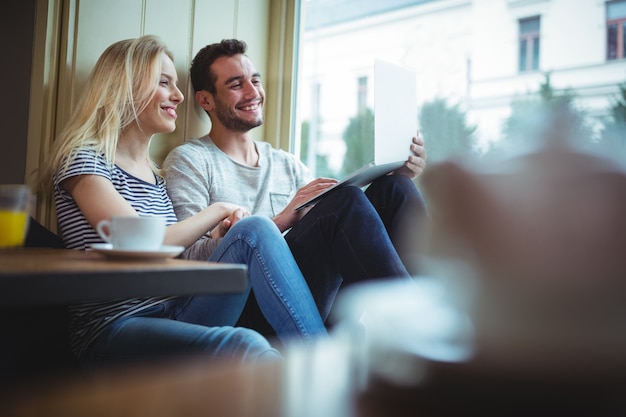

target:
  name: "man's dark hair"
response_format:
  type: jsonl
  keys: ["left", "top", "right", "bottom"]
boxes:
{"left": 190, "top": 39, "right": 248, "bottom": 94}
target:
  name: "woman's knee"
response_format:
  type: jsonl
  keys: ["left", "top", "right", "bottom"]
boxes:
{"left": 206, "top": 326, "right": 281, "bottom": 362}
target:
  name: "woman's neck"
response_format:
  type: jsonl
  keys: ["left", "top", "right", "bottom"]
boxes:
{"left": 116, "top": 130, "right": 155, "bottom": 183}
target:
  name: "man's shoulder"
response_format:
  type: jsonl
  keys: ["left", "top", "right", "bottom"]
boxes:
{"left": 256, "top": 141, "right": 299, "bottom": 162}
{"left": 164, "top": 136, "right": 214, "bottom": 163}
{"left": 172, "top": 136, "right": 212, "bottom": 153}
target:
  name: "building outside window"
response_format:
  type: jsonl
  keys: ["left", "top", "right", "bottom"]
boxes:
{"left": 519, "top": 16, "right": 540, "bottom": 72}
{"left": 607, "top": 0, "right": 626, "bottom": 60}
{"left": 294, "top": 0, "right": 626, "bottom": 177}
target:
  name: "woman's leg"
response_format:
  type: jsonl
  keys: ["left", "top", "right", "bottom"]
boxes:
{"left": 81, "top": 301, "right": 279, "bottom": 368}
{"left": 285, "top": 185, "right": 410, "bottom": 320}
{"left": 194, "top": 216, "right": 327, "bottom": 344}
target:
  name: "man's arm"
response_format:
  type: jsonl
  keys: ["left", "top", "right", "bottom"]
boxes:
{"left": 163, "top": 145, "right": 217, "bottom": 261}
{"left": 271, "top": 178, "right": 337, "bottom": 232}
{"left": 163, "top": 146, "right": 212, "bottom": 222}
{"left": 393, "top": 132, "right": 427, "bottom": 178}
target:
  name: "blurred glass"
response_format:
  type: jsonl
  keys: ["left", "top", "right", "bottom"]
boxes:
{"left": 332, "top": 275, "right": 476, "bottom": 387}
{"left": 0, "top": 184, "right": 32, "bottom": 248}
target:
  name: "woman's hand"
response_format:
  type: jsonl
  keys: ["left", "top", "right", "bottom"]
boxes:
{"left": 210, "top": 206, "right": 251, "bottom": 238}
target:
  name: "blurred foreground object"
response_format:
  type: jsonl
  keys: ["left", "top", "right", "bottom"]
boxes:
{"left": 0, "top": 357, "right": 282, "bottom": 417}
{"left": 335, "top": 132, "right": 626, "bottom": 416}
{"left": 420, "top": 134, "right": 626, "bottom": 366}
{"left": 0, "top": 185, "right": 32, "bottom": 248}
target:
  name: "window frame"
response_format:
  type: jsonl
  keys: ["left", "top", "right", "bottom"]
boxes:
{"left": 607, "top": 0, "right": 626, "bottom": 60}
{"left": 518, "top": 15, "right": 541, "bottom": 72}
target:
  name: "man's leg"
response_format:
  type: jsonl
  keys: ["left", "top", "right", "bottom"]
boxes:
{"left": 285, "top": 185, "right": 410, "bottom": 321}
{"left": 208, "top": 216, "right": 326, "bottom": 344}
{"left": 365, "top": 175, "right": 429, "bottom": 275}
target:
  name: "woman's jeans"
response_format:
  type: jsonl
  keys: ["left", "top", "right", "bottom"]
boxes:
{"left": 285, "top": 174, "right": 428, "bottom": 320}
{"left": 82, "top": 216, "right": 326, "bottom": 367}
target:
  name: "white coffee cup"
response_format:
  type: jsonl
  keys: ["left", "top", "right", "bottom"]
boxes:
{"left": 96, "top": 216, "right": 166, "bottom": 250}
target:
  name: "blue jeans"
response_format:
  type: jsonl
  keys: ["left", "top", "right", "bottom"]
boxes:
{"left": 80, "top": 300, "right": 279, "bottom": 367}
{"left": 82, "top": 216, "right": 326, "bottom": 367}
{"left": 206, "top": 216, "right": 326, "bottom": 342}
{"left": 285, "top": 174, "right": 428, "bottom": 320}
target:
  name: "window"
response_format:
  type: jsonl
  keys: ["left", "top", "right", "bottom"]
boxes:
{"left": 607, "top": 0, "right": 626, "bottom": 60}
{"left": 519, "top": 16, "right": 540, "bottom": 72}
{"left": 294, "top": 0, "right": 625, "bottom": 176}
{"left": 296, "top": 0, "right": 432, "bottom": 178}
{"left": 301, "top": 82, "right": 321, "bottom": 171}
{"left": 357, "top": 76, "right": 368, "bottom": 113}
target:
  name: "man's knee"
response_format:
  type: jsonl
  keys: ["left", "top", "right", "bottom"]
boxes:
{"left": 323, "top": 185, "right": 367, "bottom": 207}
{"left": 372, "top": 174, "right": 417, "bottom": 194}
{"left": 231, "top": 215, "right": 280, "bottom": 237}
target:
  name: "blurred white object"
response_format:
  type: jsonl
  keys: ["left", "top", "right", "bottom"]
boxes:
{"left": 332, "top": 275, "right": 476, "bottom": 386}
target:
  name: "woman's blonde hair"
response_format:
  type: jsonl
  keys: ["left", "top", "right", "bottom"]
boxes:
{"left": 37, "top": 35, "right": 173, "bottom": 193}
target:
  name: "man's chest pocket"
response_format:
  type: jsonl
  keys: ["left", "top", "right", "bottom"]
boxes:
{"left": 269, "top": 192, "right": 291, "bottom": 216}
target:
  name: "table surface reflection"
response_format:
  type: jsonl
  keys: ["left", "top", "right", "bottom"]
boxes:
{"left": 0, "top": 248, "right": 248, "bottom": 306}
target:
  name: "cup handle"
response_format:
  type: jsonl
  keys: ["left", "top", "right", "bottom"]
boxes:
{"left": 96, "top": 220, "right": 112, "bottom": 243}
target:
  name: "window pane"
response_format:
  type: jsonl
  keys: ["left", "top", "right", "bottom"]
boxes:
{"left": 532, "top": 37, "right": 540, "bottom": 70}
{"left": 608, "top": 23, "right": 618, "bottom": 59}
{"left": 607, "top": 0, "right": 626, "bottom": 20}
{"left": 295, "top": 0, "right": 619, "bottom": 173}
{"left": 623, "top": 21, "right": 626, "bottom": 58}
{"left": 519, "top": 39, "right": 528, "bottom": 71}
{"left": 520, "top": 16, "right": 540, "bottom": 34}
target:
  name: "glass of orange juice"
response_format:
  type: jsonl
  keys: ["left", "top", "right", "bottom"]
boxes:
{"left": 0, "top": 184, "right": 32, "bottom": 248}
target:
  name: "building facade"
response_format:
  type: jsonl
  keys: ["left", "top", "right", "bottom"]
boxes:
{"left": 296, "top": 0, "right": 626, "bottom": 167}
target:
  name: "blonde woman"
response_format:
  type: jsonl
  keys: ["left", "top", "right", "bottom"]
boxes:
{"left": 38, "top": 35, "right": 326, "bottom": 368}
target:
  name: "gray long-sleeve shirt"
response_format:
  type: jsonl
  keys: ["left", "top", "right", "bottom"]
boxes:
{"left": 162, "top": 135, "right": 312, "bottom": 260}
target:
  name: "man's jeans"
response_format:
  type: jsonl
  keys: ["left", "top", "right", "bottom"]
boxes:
{"left": 286, "top": 174, "right": 428, "bottom": 320}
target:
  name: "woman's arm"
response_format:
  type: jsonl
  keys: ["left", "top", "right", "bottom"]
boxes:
{"left": 64, "top": 174, "right": 244, "bottom": 249}
{"left": 63, "top": 175, "right": 137, "bottom": 225}
{"left": 164, "top": 204, "right": 245, "bottom": 248}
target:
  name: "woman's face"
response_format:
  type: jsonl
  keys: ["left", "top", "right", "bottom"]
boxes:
{"left": 137, "top": 53, "right": 184, "bottom": 135}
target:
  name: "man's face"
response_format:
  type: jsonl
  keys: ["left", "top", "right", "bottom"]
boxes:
{"left": 208, "top": 54, "right": 265, "bottom": 132}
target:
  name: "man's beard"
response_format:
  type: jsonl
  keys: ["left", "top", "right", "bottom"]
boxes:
{"left": 213, "top": 98, "right": 263, "bottom": 132}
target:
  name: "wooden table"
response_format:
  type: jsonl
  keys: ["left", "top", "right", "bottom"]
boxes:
{"left": 0, "top": 247, "right": 249, "bottom": 385}
{"left": 0, "top": 356, "right": 285, "bottom": 417}
{"left": 0, "top": 248, "right": 248, "bottom": 306}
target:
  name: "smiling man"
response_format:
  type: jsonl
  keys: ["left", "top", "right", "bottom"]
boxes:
{"left": 162, "top": 39, "right": 429, "bottom": 332}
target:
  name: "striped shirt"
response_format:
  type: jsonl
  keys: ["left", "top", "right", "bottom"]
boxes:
{"left": 54, "top": 148, "right": 178, "bottom": 358}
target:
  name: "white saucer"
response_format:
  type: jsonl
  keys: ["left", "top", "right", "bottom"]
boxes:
{"left": 90, "top": 243, "right": 185, "bottom": 260}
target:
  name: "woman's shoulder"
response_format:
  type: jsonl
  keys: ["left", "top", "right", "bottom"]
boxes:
{"left": 70, "top": 147, "right": 106, "bottom": 162}
{"left": 59, "top": 147, "right": 108, "bottom": 173}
